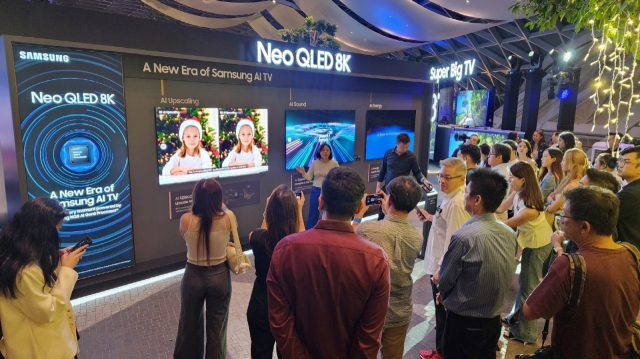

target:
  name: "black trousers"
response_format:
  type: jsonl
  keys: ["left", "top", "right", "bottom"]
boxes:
{"left": 442, "top": 311, "right": 501, "bottom": 359}
{"left": 174, "top": 262, "right": 231, "bottom": 359}
{"left": 430, "top": 277, "right": 446, "bottom": 354}
{"left": 246, "top": 282, "right": 282, "bottom": 359}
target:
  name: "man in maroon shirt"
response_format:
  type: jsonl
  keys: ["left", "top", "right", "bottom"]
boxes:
{"left": 267, "top": 167, "right": 390, "bottom": 359}
{"left": 523, "top": 186, "right": 640, "bottom": 359}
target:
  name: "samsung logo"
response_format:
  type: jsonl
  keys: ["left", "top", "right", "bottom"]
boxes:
{"left": 19, "top": 51, "right": 70, "bottom": 63}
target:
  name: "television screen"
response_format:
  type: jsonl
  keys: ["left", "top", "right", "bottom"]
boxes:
{"left": 365, "top": 110, "right": 416, "bottom": 160}
{"left": 455, "top": 89, "right": 490, "bottom": 127}
{"left": 156, "top": 107, "right": 268, "bottom": 185}
{"left": 285, "top": 110, "right": 355, "bottom": 170}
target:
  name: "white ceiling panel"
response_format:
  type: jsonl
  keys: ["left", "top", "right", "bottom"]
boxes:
{"left": 142, "top": 0, "right": 260, "bottom": 28}
{"left": 340, "top": 0, "right": 495, "bottom": 41}
{"left": 295, "top": 0, "right": 428, "bottom": 54}
{"left": 174, "top": 0, "right": 275, "bottom": 16}
{"left": 429, "top": 0, "right": 523, "bottom": 20}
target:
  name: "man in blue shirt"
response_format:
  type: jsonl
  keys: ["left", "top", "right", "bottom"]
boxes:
{"left": 437, "top": 168, "right": 517, "bottom": 359}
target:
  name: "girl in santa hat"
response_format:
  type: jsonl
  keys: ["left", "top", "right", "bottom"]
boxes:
{"left": 162, "top": 118, "right": 212, "bottom": 176}
{"left": 221, "top": 118, "right": 262, "bottom": 168}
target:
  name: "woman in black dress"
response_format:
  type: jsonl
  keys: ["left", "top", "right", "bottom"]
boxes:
{"left": 246, "top": 185, "right": 305, "bottom": 359}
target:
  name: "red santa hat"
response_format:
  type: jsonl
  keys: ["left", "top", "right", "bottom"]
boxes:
{"left": 179, "top": 118, "right": 202, "bottom": 139}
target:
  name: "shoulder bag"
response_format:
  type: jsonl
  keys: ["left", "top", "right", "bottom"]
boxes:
{"left": 224, "top": 210, "right": 252, "bottom": 275}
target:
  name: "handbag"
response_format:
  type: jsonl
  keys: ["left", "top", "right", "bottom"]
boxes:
{"left": 224, "top": 210, "right": 251, "bottom": 275}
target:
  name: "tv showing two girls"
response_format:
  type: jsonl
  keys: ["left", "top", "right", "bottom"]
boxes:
{"left": 156, "top": 107, "right": 269, "bottom": 185}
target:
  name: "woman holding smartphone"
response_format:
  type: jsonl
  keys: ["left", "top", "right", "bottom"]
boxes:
{"left": 247, "top": 185, "right": 305, "bottom": 358}
{"left": 0, "top": 198, "right": 87, "bottom": 359}
{"left": 295, "top": 144, "right": 339, "bottom": 229}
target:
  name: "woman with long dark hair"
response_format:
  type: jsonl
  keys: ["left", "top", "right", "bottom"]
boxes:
{"left": 517, "top": 139, "right": 538, "bottom": 171}
{"left": 247, "top": 185, "right": 304, "bottom": 358}
{"left": 557, "top": 131, "right": 576, "bottom": 152}
{"left": 538, "top": 148, "right": 564, "bottom": 205}
{"left": 295, "top": 143, "right": 339, "bottom": 229}
{"left": 531, "top": 129, "right": 548, "bottom": 168}
{"left": 174, "top": 178, "right": 233, "bottom": 359}
{"left": 497, "top": 163, "right": 552, "bottom": 344}
{"left": 0, "top": 198, "right": 86, "bottom": 359}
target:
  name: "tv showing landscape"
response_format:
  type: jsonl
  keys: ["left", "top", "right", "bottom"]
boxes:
{"left": 455, "top": 89, "right": 490, "bottom": 127}
{"left": 365, "top": 110, "right": 416, "bottom": 160}
{"left": 285, "top": 110, "right": 356, "bottom": 170}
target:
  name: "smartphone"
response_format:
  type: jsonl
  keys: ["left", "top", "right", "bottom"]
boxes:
{"left": 295, "top": 191, "right": 302, "bottom": 199}
{"left": 415, "top": 206, "right": 426, "bottom": 220}
{"left": 421, "top": 183, "right": 434, "bottom": 193}
{"left": 68, "top": 235, "right": 93, "bottom": 254}
{"left": 365, "top": 194, "right": 382, "bottom": 205}
{"left": 554, "top": 215, "right": 562, "bottom": 231}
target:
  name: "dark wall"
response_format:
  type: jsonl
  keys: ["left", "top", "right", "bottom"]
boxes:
{"left": 126, "top": 77, "right": 424, "bottom": 263}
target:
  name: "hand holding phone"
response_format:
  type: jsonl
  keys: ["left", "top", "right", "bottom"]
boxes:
{"left": 365, "top": 194, "right": 382, "bottom": 206}
{"left": 68, "top": 236, "right": 93, "bottom": 254}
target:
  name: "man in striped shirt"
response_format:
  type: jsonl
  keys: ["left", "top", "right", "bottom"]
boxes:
{"left": 353, "top": 176, "right": 424, "bottom": 359}
{"left": 437, "top": 168, "right": 517, "bottom": 359}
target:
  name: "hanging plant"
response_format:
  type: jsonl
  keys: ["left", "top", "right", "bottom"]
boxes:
{"left": 511, "top": 0, "right": 640, "bottom": 137}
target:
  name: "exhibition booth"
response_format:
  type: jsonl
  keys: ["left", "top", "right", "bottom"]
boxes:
{"left": 0, "top": 2, "right": 436, "bottom": 294}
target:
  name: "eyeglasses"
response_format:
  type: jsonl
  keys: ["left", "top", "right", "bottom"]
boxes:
{"left": 488, "top": 152, "right": 497, "bottom": 157}
{"left": 437, "top": 174, "right": 463, "bottom": 181}
{"left": 618, "top": 158, "right": 639, "bottom": 166}
{"left": 435, "top": 205, "right": 443, "bottom": 220}
{"left": 559, "top": 212, "right": 581, "bottom": 221}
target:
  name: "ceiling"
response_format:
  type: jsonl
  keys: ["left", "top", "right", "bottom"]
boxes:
{"left": 48, "top": 0, "right": 623, "bottom": 135}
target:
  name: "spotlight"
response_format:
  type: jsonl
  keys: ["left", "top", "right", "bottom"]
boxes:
{"left": 508, "top": 55, "right": 522, "bottom": 74}
{"left": 558, "top": 87, "right": 571, "bottom": 100}
{"left": 528, "top": 51, "right": 543, "bottom": 70}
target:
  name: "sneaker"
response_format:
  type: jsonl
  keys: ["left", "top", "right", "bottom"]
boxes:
{"left": 503, "top": 331, "right": 533, "bottom": 345}
{"left": 501, "top": 316, "right": 518, "bottom": 326}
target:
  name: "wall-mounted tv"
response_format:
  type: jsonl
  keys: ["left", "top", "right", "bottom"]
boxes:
{"left": 156, "top": 107, "right": 269, "bottom": 185}
{"left": 285, "top": 110, "right": 356, "bottom": 170}
{"left": 365, "top": 110, "right": 416, "bottom": 161}
{"left": 455, "top": 89, "right": 490, "bottom": 127}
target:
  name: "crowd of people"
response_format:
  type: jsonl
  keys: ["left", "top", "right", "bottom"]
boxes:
{"left": 1, "top": 130, "right": 640, "bottom": 359}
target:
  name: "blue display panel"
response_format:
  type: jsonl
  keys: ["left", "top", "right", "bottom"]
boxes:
{"left": 285, "top": 110, "right": 355, "bottom": 170}
{"left": 365, "top": 110, "right": 416, "bottom": 160}
{"left": 13, "top": 44, "right": 134, "bottom": 277}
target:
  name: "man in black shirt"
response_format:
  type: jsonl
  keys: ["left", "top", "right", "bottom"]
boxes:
{"left": 616, "top": 146, "right": 640, "bottom": 247}
{"left": 456, "top": 144, "right": 481, "bottom": 184}
{"left": 376, "top": 133, "right": 431, "bottom": 219}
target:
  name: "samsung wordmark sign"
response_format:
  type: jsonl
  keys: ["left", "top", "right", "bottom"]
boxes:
{"left": 256, "top": 41, "right": 351, "bottom": 73}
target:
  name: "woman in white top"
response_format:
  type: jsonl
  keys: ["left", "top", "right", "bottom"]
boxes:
{"left": 517, "top": 139, "right": 538, "bottom": 172}
{"left": 221, "top": 119, "right": 262, "bottom": 168}
{"left": 497, "top": 162, "right": 552, "bottom": 344}
{"left": 0, "top": 198, "right": 87, "bottom": 359}
{"left": 174, "top": 178, "right": 234, "bottom": 359}
{"left": 295, "top": 143, "right": 339, "bottom": 229}
{"left": 162, "top": 119, "right": 212, "bottom": 176}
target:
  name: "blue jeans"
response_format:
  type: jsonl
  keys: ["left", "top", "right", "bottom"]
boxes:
{"left": 306, "top": 186, "right": 322, "bottom": 230}
{"left": 508, "top": 243, "right": 552, "bottom": 343}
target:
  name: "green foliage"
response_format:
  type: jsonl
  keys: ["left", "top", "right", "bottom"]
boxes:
{"left": 278, "top": 16, "right": 341, "bottom": 50}
{"left": 510, "top": 0, "right": 640, "bottom": 59}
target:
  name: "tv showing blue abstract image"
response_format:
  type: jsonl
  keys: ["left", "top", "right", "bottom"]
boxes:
{"left": 365, "top": 110, "right": 416, "bottom": 160}
{"left": 285, "top": 110, "right": 356, "bottom": 170}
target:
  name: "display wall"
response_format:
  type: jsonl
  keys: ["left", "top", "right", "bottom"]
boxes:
{"left": 0, "top": 1, "right": 433, "bottom": 290}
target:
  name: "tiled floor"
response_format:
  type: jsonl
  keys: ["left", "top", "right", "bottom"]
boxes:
{"left": 74, "top": 170, "right": 544, "bottom": 358}
{"left": 74, "top": 215, "right": 543, "bottom": 359}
